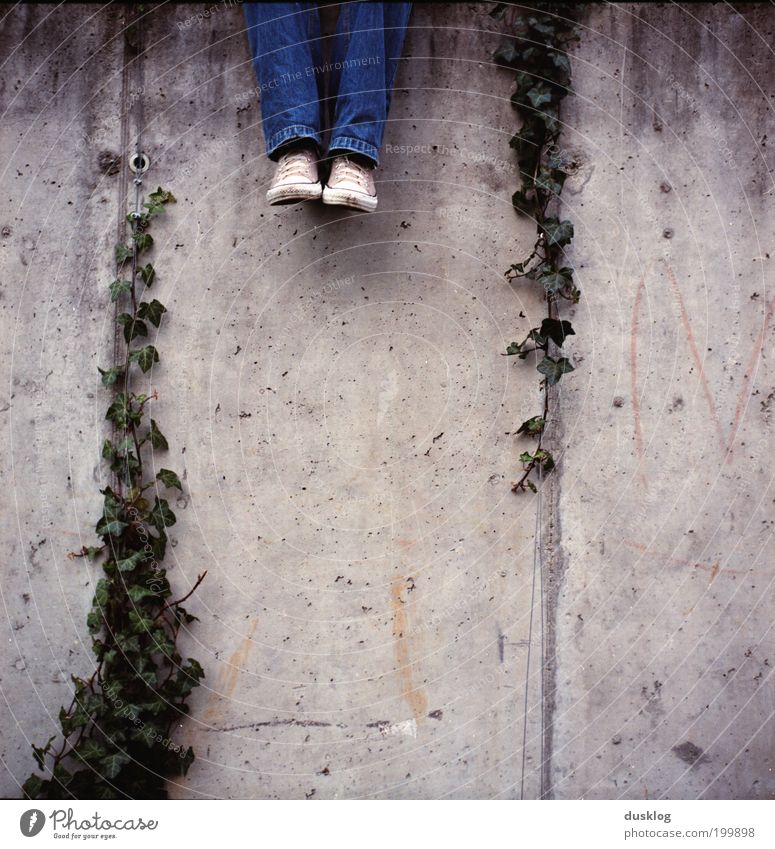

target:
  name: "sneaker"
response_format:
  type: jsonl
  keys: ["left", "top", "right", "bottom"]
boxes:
{"left": 266, "top": 147, "right": 322, "bottom": 205}
{"left": 322, "top": 155, "right": 378, "bottom": 212}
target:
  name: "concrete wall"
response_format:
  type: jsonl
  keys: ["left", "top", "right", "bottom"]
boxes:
{"left": 0, "top": 3, "right": 772, "bottom": 800}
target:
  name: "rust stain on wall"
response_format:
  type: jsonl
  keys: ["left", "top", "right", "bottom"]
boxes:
{"left": 390, "top": 578, "right": 428, "bottom": 722}
{"left": 204, "top": 620, "right": 258, "bottom": 724}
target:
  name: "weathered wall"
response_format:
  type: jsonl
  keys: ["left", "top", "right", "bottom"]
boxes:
{"left": 552, "top": 2, "right": 775, "bottom": 799}
{"left": 0, "top": 2, "right": 772, "bottom": 800}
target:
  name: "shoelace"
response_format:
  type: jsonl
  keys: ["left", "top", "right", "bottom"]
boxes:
{"left": 332, "top": 156, "right": 370, "bottom": 190}
{"left": 277, "top": 150, "right": 314, "bottom": 180}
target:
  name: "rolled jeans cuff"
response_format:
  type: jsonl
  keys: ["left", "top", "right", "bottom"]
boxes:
{"left": 266, "top": 124, "right": 323, "bottom": 160}
{"left": 328, "top": 135, "right": 379, "bottom": 166}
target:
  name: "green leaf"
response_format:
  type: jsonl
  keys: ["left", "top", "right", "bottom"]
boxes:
{"left": 101, "top": 439, "right": 115, "bottom": 460}
{"left": 127, "top": 585, "right": 158, "bottom": 603}
{"left": 109, "top": 279, "right": 132, "bottom": 302}
{"left": 77, "top": 739, "right": 107, "bottom": 763}
{"left": 98, "top": 366, "right": 124, "bottom": 387}
{"left": 494, "top": 38, "right": 519, "bottom": 67}
{"left": 156, "top": 468, "right": 182, "bottom": 491}
{"left": 115, "top": 243, "right": 133, "bottom": 265}
{"left": 87, "top": 611, "right": 102, "bottom": 634}
{"left": 148, "top": 419, "right": 168, "bottom": 450}
{"left": 128, "top": 610, "right": 155, "bottom": 634}
{"left": 59, "top": 704, "right": 89, "bottom": 737}
{"left": 133, "top": 232, "right": 154, "bottom": 253}
{"left": 537, "top": 267, "right": 574, "bottom": 294}
{"left": 101, "top": 750, "right": 131, "bottom": 780}
{"left": 540, "top": 318, "right": 575, "bottom": 347}
{"left": 105, "top": 392, "right": 133, "bottom": 430}
{"left": 148, "top": 186, "right": 177, "bottom": 206}
{"left": 137, "top": 299, "right": 167, "bottom": 328}
{"left": 22, "top": 774, "right": 45, "bottom": 798}
{"left": 527, "top": 85, "right": 553, "bottom": 109}
{"left": 117, "top": 313, "right": 148, "bottom": 343}
{"left": 94, "top": 578, "right": 110, "bottom": 608}
{"left": 516, "top": 416, "right": 545, "bottom": 436}
{"left": 96, "top": 486, "right": 127, "bottom": 538}
{"left": 129, "top": 345, "right": 159, "bottom": 373}
{"left": 511, "top": 189, "right": 534, "bottom": 215}
{"left": 31, "top": 736, "right": 56, "bottom": 771}
{"left": 537, "top": 355, "right": 575, "bottom": 385}
{"left": 115, "top": 550, "right": 145, "bottom": 573}
{"left": 506, "top": 341, "right": 523, "bottom": 356}
{"left": 542, "top": 219, "right": 574, "bottom": 247}
{"left": 139, "top": 263, "right": 155, "bottom": 287}
{"left": 150, "top": 497, "right": 176, "bottom": 530}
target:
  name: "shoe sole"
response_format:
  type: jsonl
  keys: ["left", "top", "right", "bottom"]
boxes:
{"left": 322, "top": 187, "right": 378, "bottom": 212}
{"left": 266, "top": 182, "right": 323, "bottom": 205}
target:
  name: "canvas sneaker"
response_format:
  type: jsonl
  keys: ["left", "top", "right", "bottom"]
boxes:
{"left": 266, "top": 147, "right": 323, "bottom": 205}
{"left": 322, "top": 155, "right": 378, "bottom": 212}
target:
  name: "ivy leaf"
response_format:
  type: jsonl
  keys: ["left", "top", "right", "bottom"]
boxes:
{"left": 115, "top": 550, "right": 145, "bottom": 573}
{"left": 516, "top": 416, "right": 545, "bottom": 436}
{"left": 115, "top": 243, "right": 133, "bottom": 265}
{"left": 77, "top": 739, "right": 107, "bottom": 763}
{"left": 96, "top": 487, "right": 127, "bottom": 538}
{"left": 542, "top": 219, "right": 574, "bottom": 247}
{"left": 150, "top": 497, "right": 176, "bottom": 530}
{"left": 109, "top": 279, "right": 132, "bottom": 302}
{"left": 98, "top": 366, "right": 124, "bottom": 387}
{"left": 59, "top": 705, "right": 89, "bottom": 738}
{"left": 148, "top": 419, "right": 168, "bottom": 450}
{"left": 31, "top": 736, "right": 56, "bottom": 771}
{"left": 129, "top": 345, "right": 159, "bottom": 373}
{"left": 117, "top": 313, "right": 148, "bottom": 344}
{"left": 156, "top": 468, "right": 182, "bottom": 491}
{"left": 550, "top": 50, "right": 572, "bottom": 76}
{"left": 94, "top": 578, "right": 110, "bottom": 609}
{"left": 537, "top": 355, "right": 575, "bottom": 385}
{"left": 540, "top": 318, "right": 575, "bottom": 347}
{"left": 537, "top": 267, "right": 574, "bottom": 294}
{"left": 139, "top": 263, "right": 155, "bottom": 287}
{"left": 133, "top": 232, "right": 154, "bottom": 253}
{"left": 511, "top": 189, "right": 534, "bottom": 214}
{"left": 127, "top": 585, "right": 158, "bottom": 603}
{"left": 148, "top": 186, "right": 177, "bottom": 205}
{"left": 101, "top": 750, "right": 131, "bottom": 780}
{"left": 137, "top": 299, "right": 167, "bottom": 328}
{"left": 128, "top": 610, "right": 155, "bottom": 634}
{"left": 527, "top": 85, "right": 553, "bottom": 109}
{"left": 494, "top": 38, "right": 519, "bottom": 67}
{"left": 105, "top": 392, "right": 139, "bottom": 430}
{"left": 506, "top": 341, "right": 523, "bottom": 356}
{"left": 22, "top": 775, "right": 45, "bottom": 798}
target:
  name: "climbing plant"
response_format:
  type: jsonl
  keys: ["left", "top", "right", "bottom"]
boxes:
{"left": 23, "top": 187, "right": 206, "bottom": 800}
{"left": 492, "top": 2, "right": 580, "bottom": 492}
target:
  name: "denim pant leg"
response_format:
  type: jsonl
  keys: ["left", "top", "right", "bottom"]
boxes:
{"left": 243, "top": 2, "right": 325, "bottom": 159}
{"left": 328, "top": 2, "right": 412, "bottom": 165}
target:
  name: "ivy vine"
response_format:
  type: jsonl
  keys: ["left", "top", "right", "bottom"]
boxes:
{"left": 23, "top": 187, "right": 206, "bottom": 800}
{"left": 493, "top": 2, "right": 580, "bottom": 492}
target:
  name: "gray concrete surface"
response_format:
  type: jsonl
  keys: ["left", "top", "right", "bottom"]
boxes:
{"left": 1, "top": 2, "right": 773, "bottom": 800}
{"left": 550, "top": 2, "right": 775, "bottom": 799}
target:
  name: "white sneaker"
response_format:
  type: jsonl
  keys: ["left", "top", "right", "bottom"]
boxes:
{"left": 322, "top": 155, "right": 378, "bottom": 212}
{"left": 266, "top": 147, "right": 322, "bottom": 205}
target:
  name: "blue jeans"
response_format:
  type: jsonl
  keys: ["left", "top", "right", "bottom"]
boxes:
{"left": 243, "top": 2, "right": 412, "bottom": 165}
